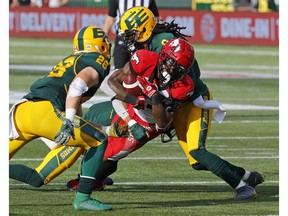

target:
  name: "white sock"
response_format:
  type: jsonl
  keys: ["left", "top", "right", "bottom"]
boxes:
{"left": 242, "top": 170, "right": 251, "bottom": 181}
{"left": 235, "top": 180, "right": 246, "bottom": 189}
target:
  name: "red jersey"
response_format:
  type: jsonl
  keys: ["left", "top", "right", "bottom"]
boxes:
{"left": 129, "top": 49, "right": 194, "bottom": 102}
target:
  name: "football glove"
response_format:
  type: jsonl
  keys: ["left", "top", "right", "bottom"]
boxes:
{"left": 54, "top": 118, "right": 75, "bottom": 145}
{"left": 129, "top": 120, "right": 150, "bottom": 144}
{"left": 133, "top": 95, "right": 145, "bottom": 110}
{"left": 137, "top": 76, "right": 158, "bottom": 98}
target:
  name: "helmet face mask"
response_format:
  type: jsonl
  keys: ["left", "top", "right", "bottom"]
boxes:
{"left": 158, "top": 57, "right": 187, "bottom": 88}
{"left": 73, "top": 26, "right": 111, "bottom": 59}
{"left": 119, "top": 6, "right": 156, "bottom": 53}
{"left": 157, "top": 38, "right": 195, "bottom": 88}
{"left": 118, "top": 27, "right": 142, "bottom": 53}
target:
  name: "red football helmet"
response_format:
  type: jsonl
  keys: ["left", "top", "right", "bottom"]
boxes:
{"left": 158, "top": 38, "right": 195, "bottom": 88}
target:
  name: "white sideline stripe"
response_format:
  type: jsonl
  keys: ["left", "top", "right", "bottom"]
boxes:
{"left": 10, "top": 156, "right": 279, "bottom": 162}
{"left": 223, "top": 120, "right": 278, "bottom": 123}
{"left": 208, "top": 136, "right": 278, "bottom": 140}
{"left": 149, "top": 136, "right": 278, "bottom": 144}
{"left": 9, "top": 91, "right": 279, "bottom": 110}
{"left": 9, "top": 64, "right": 278, "bottom": 79}
{"left": 9, "top": 180, "right": 278, "bottom": 187}
{"left": 9, "top": 42, "right": 279, "bottom": 56}
{"left": 200, "top": 70, "right": 278, "bottom": 79}
{"left": 206, "top": 63, "right": 279, "bottom": 71}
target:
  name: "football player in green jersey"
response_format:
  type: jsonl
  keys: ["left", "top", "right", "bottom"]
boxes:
{"left": 9, "top": 26, "right": 115, "bottom": 211}
{"left": 107, "top": 7, "right": 264, "bottom": 201}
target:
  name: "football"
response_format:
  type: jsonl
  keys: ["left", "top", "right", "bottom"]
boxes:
{"left": 122, "top": 74, "right": 142, "bottom": 96}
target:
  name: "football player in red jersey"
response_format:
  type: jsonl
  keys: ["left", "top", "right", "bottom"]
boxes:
{"left": 107, "top": 38, "right": 264, "bottom": 201}
{"left": 42, "top": 49, "right": 195, "bottom": 191}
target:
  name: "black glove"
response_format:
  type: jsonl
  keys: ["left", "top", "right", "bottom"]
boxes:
{"left": 54, "top": 118, "right": 75, "bottom": 145}
{"left": 162, "top": 97, "right": 180, "bottom": 112}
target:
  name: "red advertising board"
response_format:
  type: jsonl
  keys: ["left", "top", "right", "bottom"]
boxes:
{"left": 9, "top": 7, "right": 279, "bottom": 46}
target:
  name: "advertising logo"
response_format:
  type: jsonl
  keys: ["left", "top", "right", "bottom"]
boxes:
{"left": 200, "top": 13, "right": 216, "bottom": 42}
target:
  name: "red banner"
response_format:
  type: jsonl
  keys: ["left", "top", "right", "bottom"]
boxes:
{"left": 9, "top": 7, "right": 279, "bottom": 46}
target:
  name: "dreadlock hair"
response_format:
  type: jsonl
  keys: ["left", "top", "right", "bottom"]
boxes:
{"left": 152, "top": 20, "right": 191, "bottom": 39}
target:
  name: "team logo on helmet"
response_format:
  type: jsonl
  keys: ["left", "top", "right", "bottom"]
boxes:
{"left": 73, "top": 26, "right": 111, "bottom": 59}
{"left": 124, "top": 8, "right": 150, "bottom": 30}
{"left": 168, "top": 39, "right": 181, "bottom": 53}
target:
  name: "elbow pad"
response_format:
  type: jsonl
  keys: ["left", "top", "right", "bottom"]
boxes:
{"left": 67, "top": 77, "right": 88, "bottom": 98}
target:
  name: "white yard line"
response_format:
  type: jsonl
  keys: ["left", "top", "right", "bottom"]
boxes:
{"left": 9, "top": 90, "right": 279, "bottom": 110}
{"left": 10, "top": 155, "right": 279, "bottom": 162}
{"left": 9, "top": 180, "right": 278, "bottom": 187}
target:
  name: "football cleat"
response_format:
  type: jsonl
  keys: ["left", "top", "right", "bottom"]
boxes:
{"left": 234, "top": 185, "right": 256, "bottom": 201}
{"left": 246, "top": 171, "right": 264, "bottom": 188}
{"left": 72, "top": 198, "right": 112, "bottom": 211}
{"left": 104, "top": 177, "right": 114, "bottom": 185}
{"left": 67, "top": 176, "right": 114, "bottom": 192}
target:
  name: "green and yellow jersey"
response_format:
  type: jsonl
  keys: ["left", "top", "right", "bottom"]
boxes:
{"left": 24, "top": 52, "right": 110, "bottom": 110}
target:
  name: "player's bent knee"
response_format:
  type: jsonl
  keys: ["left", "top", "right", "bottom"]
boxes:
{"left": 189, "top": 148, "right": 207, "bottom": 161}
{"left": 28, "top": 169, "right": 44, "bottom": 187}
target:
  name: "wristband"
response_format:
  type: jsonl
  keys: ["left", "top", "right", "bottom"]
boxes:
{"left": 128, "top": 120, "right": 137, "bottom": 127}
{"left": 151, "top": 93, "right": 164, "bottom": 105}
{"left": 124, "top": 93, "right": 138, "bottom": 105}
{"left": 65, "top": 108, "right": 76, "bottom": 122}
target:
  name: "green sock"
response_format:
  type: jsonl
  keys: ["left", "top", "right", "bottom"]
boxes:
{"left": 75, "top": 191, "right": 91, "bottom": 203}
{"left": 77, "top": 142, "right": 107, "bottom": 194}
{"left": 9, "top": 164, "right": 43, "bottom": 187}
{"left": 77, "top": 177, "right": 95, "bottom": 194}
{"left": 190, "top": 149, "right": 242, "bottom": 188}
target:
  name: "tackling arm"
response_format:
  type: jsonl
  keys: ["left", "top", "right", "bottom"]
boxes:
{"left": 151, "top": 93, "right": 173, "bottom": 130}
{"left": 193, "top": 95, "right": 226, "bottom": 123}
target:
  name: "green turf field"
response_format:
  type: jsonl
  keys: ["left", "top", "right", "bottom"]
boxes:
{"left": 9, "top": 37, "right": 279, "bottom": 215}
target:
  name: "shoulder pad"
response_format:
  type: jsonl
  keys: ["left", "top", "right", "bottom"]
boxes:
{"left": 129, "top": 50, "right": 158, "bottom": 77}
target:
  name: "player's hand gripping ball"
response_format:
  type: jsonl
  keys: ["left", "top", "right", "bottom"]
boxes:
{"left": 122, "top": 74, "right": 142, "bottom": 96}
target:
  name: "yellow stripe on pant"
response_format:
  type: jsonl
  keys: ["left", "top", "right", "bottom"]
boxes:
{"left": 35, "top": 145, "right": 84, "bottom": 184}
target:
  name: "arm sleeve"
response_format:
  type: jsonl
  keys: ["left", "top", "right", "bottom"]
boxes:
{"left": 108, "top": 0, "right": 118, "bottom": 17}
{"left": 111, "top": 99, "right": 130, "bottom": 121}
{"left": 149, "top": 0, "right": 159, "bottom": 17}
{"left": 193, "top": 95, "right": 221, "bottom": 109}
